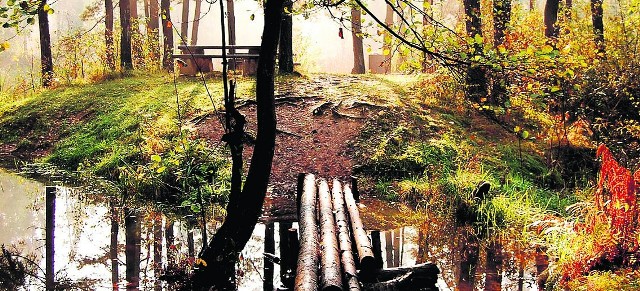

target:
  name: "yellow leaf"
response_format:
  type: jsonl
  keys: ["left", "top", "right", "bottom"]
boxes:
{"left": 383, "top": 48, "right": 390, "bottom": 56}
{"left": 195, "top": 258, "right": 207, "bottom": 267}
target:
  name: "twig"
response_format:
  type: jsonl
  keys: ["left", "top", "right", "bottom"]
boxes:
{"left": 276, "top": 128, "right": 302, "bottom": 138}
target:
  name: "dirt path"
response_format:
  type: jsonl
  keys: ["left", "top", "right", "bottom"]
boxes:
{"left": 197, "top": 75, "right": 392, "bottom": 220}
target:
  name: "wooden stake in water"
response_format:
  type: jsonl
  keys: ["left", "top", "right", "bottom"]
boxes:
{"left": 45, "top": 186, "right": 56, "bottom": 291}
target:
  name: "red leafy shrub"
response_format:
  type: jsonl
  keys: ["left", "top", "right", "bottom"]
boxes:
{"left": 561, "top": 144, "right": 640, "bottom": 283}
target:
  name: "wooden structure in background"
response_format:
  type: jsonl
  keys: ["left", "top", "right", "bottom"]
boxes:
{"left": 173, "top": 45, "right": 260, "bottom": 76}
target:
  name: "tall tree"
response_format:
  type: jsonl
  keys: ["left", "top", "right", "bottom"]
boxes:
{"left": 350, "top": 5, "right": 365, "bottom": 74}
{"left": 544, "top": 0, "right": 560, "bottom": 40}
{"left": 191, "top": 0, "right": 283, "bottom": 288}
{"left": 148, "top": 0, "right": 160, "bottom": 62}
{"left": 421, "top": 0, "right": 434, "bottom": 73}
{"left": 278, "top": 0, "right": 294, "bottom": 74}
{"left": 120, "top": 0, "right": 134, "bottom": 70}
{"left": 591, "top": 0, "right": 605, "bottom": 55}
{"left": 382, "top": 3, "right": 393, "bottom": 73}
{"left": 130, "top": 0, "right": 138, "bottom": 23}
{"left": 191, "top": 0, "right": 202, "bottom": 45}
{"left": 493, "top": 0, "right": 511, "bottom": 46}
{"left": 463, "top": 0, "right": 487, "bottom": 103}
{"left": 181, "top": 0, "right": 190, "bottom": 44}
{"left": 161, "top": 0, "right": 174, "bottom": 70}
{"left": 105, "top": 0, "right": 116, "bottom": 70}
{"left": 38, "top": 0, "right": 53, "bottom": 87}
{"left": 491, "top": 0, "right": 511, "bottom": 105}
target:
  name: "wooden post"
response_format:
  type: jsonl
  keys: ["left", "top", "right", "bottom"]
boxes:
{"left": 279, "top": 221, "right": 293, "bottom": 288}
{"left": 296, "top": 173, "right": 305, "bottom": 217}
{"left": 318, "top": 179, "right": 343, "bottom": 291}
{"left": 344, "top": 184, "right": 376, "bottom": 272}
{"left": 45, "top": 186, "right": 56, "bottom": 291}
{"left": 385, "top": 231, "right": 393, "bottom": 268}
{"left": 264, "top": 222, "right": 275, "bottom": 291}
{"left": 295, "top": 174, "right": 319, "bottom": 291}
{"left": 110, "top": 199, "right": 119, "bottom": 291}
{"left": 370, "top": 231, "right": 383, "bottom": 269}
{"left": 332, "top": 179, "right": 361, "bottom": 291}
{"left": 350, "top": 176, "right": 359, "bottom": 202}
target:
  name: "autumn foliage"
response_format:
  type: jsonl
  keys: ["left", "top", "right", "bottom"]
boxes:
{"left": 562, "top": 144, "right": 640, "bottom": 282}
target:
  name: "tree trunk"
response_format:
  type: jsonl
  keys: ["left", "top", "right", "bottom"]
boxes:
{"left": 382, "top": 3, "right": 393, "bottom": 73}
{"left": 45, "top": 187, "right": 55, "bottom": 291}
{"left": 421, "top": 0, "right": 433, "bottom": 73}
{"left": 351, "top": 7, "right": 365, "bottom": 74}
{"left": 332, "top": 179, "right": 361, "bottom": 291}
{"left": 38, "top": 0, "right": 53, "bottom": 87}
{"left": 125, "top": 209, "right": 141, "bottom": 290}
{"left": 161, "top": 0, "right": 174, "bottom": 70}
{"left": 191, "top": 0, "right": 283, "bottom": 288}
{"left": 227, "top": 0, "right": 237, "bottom": 69}
{"left": 191, "top": 0, "right": 202, "bottom": 45}
{"left": 463, "top": 0, "right": 487, "bottom": 103}
{"left": 130, "top": 0, "right": 142, "bottom": 66}
{"left": 181, "top": 0, "right": 190, "bottom": 44}
{"left": 120, "top": 0, "right": 134, "bottom": 70}
{"left": 544, "top": 0, "right": 560, "bottom": 40}
{"left": 148, "top": 0, "right": 160, "bottom": 62}
{"left": 491, "top": 0, "right": 511, "bottom": 105}
{"left": 149, "top": 0, "right": 159, "bottom": 31}
{"left": 295, "top": 174, "right": 320, "bottom": 291}
{"left": 143, "top": 0, "right": 149, "bottom": 21}
{"left": 318, "top": 179, "right": 343, "bottom": 291}
{"left": 130, "top": 0, "right": 138, "bottom": 22}
{"left": 591, "top": 0, "right": 605, "bottom": 55}
{"left": 279, "top": 0, "right": 294, "bottom": 74}
{"left": 110, "top": 201, "right": 119, "bottom": 291}
{"left": 105, "top": 0, "right": 116, "bottom": 70}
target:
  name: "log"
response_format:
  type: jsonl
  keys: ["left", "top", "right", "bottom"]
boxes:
{"left": 295, "top": 174, "right": 319, "bottom": 291}
{"left": 344, "top": 184, "right": 376, "bottom": 272}
{"left": 318, "top": 179, "right": 343, "bottom": 291}
{"left": 359, "top": 263, "right": 440, "bottom": 291}
{"left": 331, "top": 179, "right": 361, "bottom": 291}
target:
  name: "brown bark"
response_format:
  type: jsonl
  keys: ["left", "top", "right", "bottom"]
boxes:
{"left": 181, "top": 0, "right": 190, "bottom": 44}
{"left": 463, "top": 0, "right": 487, "bottom": 103}
{"left": 318, "top": 179, "right": 343, "bottom": 291}
{"left": 38, "top": 1, "right": 53, "bottom": 87}
{"left": 344, "top": 184, "right": 376, "bottom": 272}
{"left": 105, "top": 0, "right": 116, "bottom": 70}
{"left": 192, "top": 0, "right": 282, "bottom": 288}
{"left": 351, "top": 7, "right": 365, "bottom": 74}
{"left": 161, "top": 0, "right": 174, "bottom": 70}
{"left": 130, "top": 0, "right": 138, "bottom": 21}
{"left": 278, "top": 0, "right": 294, "bottom": 74}
{"left": 544, "top": 0, "right": 560, "bottom": 39}
{"left": 190, "top": 0, "right": 202, "bottom": 45}
{"left": 149, "top": 0, "right": 159, "bottom": 31}
{"left": 227, "top": 0, "right": 237, "bottom": 71}
{"left": 295, "top": 174, "right": 319, "bottom": 291}
{"left": 591, "top": 0, "right": 605, "bottom": 55}
{"left": 332, "top": 179, "right": 361, "bottom": 291}
{"left": 382, "top": 3, "right": 393, "bottom": 73}
{"left": 120, "top": 0, "right": 134, "bottom": 70}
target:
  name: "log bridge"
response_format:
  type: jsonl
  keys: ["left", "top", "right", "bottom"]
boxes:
{"left": 290, "top": 174, "right": 439, "bottom": 291}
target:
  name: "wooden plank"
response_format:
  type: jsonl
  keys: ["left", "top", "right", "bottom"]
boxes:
{"left": 332, "top": 179, "right": 361, "bottom": 291}
{"left": 344, "top": 184, "right": 377, "bottom": 272}
{"left": 318, "top": 179, "right": 343, "bottom": 291}
{"left": 177, "top": 45, "right": 261, "bottom": 50}
{"left": 172, "top": 54, "right": 260, "bottom": 58}
{"left": 295, "top": 174, "right": 319, "bottom": 291}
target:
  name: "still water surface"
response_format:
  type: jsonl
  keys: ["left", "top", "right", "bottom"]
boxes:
{"left": 0, "top": 169, "right": 546, "bottom": 290}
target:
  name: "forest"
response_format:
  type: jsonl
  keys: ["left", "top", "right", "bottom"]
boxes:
{"left": 1, "top": 0, "right": 640, "bottom": 290}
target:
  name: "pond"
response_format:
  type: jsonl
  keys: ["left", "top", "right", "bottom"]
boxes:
{"left": 0, "top": 169, "right": 547, "bottom": 290}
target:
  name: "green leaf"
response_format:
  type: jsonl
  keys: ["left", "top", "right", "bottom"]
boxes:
{"left": 521, "top": 130, "right": 529, "bottom": 139}
{"left": 550, "top": 86, "right": 561, "bottom": 93}
{"left": 473, "top": 34, "right": 483, "bottom": 45}
{"left": 156, "top": 166, "right": 166, "bottom": 173}
{"left": 250, "top": 14, "right": 254, "bottom": 21}
{"left": 151, "top": 154, "right": 162, "bottom": 162}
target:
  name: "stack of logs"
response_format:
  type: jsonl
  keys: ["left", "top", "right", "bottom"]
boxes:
{"left": 293, "top": 174, "right": 439, "bottom": 291}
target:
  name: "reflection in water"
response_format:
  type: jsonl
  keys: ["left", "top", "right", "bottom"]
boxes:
{"left": 1, "top": 169, "right": 549, "bottom": 290}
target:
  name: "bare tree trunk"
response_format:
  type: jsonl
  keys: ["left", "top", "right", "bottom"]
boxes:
{"left": 149, "top": 0, "right": 159, "bottom": 31}
{"left": 463, "top": 0, "right": 487, "bottom": 103}
{"left": 421, "top": 0, "right": 433, "bottom": 73}
{"left": 38, "top": 0, "right": 53, "bottom": 87}
{"left": 105, "top": 0, "right": 116, "bottom": 70}
{"left": 130, "top": 0, "right": 142, "bottom": 66}
{"left": 544, "top": 0, "right": 560, "bottom": 40}
{"left": 191, "top": 0, "right": 202, "bottom": 45}
{"left": 191, "top": 0, "right": 283, "bottom": 288}
{"left": 161, "top": 0, "right": 174, "bottom": 70}
{"left": 227, "top": 0, "right": 237, "bottom": 69}
{"left": 130, "top": 0, "right": 138, "bottom": 21}
{"left": 591, "top": 0, "right": 605, "bottom": 55}
{"left": 382, "top": 3, "right": 393, "bottom": 73}
{"left": 120, "top": 0, "right": 134, "bottom": 70}
{"left": 181, "top": 0, "right": 190, "bottom": 44}
{"left": 278, "top": 0, "right": 294, "bottom": 74}
{"left": 143, "top": 0, "right": 150, "bottom": 21}
{"left": 491, "top": 0, "right": 511, "bottom": 105}
{"left": 351, "top": 7, "right": 365, "bottom": 74}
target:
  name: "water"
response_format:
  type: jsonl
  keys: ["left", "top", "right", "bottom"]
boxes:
{"left": 0, "top": 169, "right": 546, "bottom": 290}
